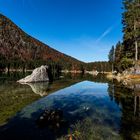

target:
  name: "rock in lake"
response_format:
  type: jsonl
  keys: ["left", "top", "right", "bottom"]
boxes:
{"left": 17, "top": 65, "right": 49, "bottom": 83}
{"left": 36, "top": 109, "right": 66, "bottom": 129}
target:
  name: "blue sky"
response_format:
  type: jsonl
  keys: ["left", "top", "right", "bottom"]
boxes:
{"left": 0, "top": 0, "right": 123, "bottom": 62}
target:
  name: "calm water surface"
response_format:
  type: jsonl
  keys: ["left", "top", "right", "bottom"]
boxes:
{"left": 0, "top": 73, "right": 139, "bottom": 140}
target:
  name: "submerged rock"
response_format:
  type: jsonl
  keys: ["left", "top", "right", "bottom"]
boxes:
{"left": 37, "top": 109, "right": 67, "bottom": 129}
{"left": 17, "top": 65, "right": 49, "bottom": 83}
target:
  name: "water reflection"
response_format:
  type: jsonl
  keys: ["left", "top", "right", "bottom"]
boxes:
{"left": 134, "top": 94, "right": 140, "bottom": 117}
{"left": 0, "top": 72, "right": 83, "bottom": 125}
{"left": 121, "top": 82, "right": 140, "bottom": 117}
{"left": 108, "top": 82, "right": 140, "bottom": 140}
{"left": 0, "top": 81, "right": 122, "bottom": 140}
{"left": 22, "top": 82, "right": 50, "bottom": 96}
{"left": 0, "top": 81, "right": 39, "bottom": 125}
{"left": 0, "top": 73, "right": 140, "bottom": 140}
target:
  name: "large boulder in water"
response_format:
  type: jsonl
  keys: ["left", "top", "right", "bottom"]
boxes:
{"left": 17, "top": 65, "right": 49, "bottom": 83}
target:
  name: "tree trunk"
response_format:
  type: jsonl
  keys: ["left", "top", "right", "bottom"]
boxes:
{"left": 134, "top": 22, "right": 138, "bottom": 61}
{"left": 135, "top": 40, "right": 138, "bottom": 61}
{"left": 112, "top": 63, "right": 114, "bottom": 73}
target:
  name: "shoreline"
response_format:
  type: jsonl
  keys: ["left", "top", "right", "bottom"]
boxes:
{"left": 106, "top": 72, "right": 140, "bottom": 84}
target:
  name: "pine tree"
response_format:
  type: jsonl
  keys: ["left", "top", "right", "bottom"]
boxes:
{"left": 122, "top": 0, "right": 140, "bottom": 61}
{"left": 115, "top": 41, "right": 123, "bottom": 63}
{"left": 114, "top": 42, "right": 123, "bottom": 71}
{"left": 108, "top": 46, "right": 115, "bottom": 73}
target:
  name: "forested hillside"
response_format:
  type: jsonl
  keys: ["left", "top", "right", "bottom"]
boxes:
{"left": 108, "top": 0, "right": 140, "bottom": 72}
{"left": 0, "top": 14, "right": 84, "bottom": 72}
{"left": 0, "top": 14, "right": 112, "bottom": 73}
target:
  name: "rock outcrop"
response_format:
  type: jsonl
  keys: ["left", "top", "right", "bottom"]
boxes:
{"left": 17, "top": 65, "right": 49, "bottom": 83}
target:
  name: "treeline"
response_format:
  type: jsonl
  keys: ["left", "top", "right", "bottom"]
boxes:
{"left": 108, "top": 0, "right": 140, "bottom": 72}
{"left": 85, "top": 61, "right": 111, "bottom": 72}
{"left": 0, "top": 56, "right": 111, "bottom": 73}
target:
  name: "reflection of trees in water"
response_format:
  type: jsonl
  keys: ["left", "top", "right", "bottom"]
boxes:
{"left": 0, "top": 82, "right": 40, "bottom": 125}
{"left": 132, "top": 85, "right": 140, "bottom": 117}
{"left": 21, "top": 77, "right": 83, "bottom": 97}
{"left": 134, "top": 94, "right": 140, "bottom": 117}
{"left": 63, "top": 73, "right": 111, "bottom": 83}
{"left": 91, "top": 73, "right": 111, "bottom": 83}
{"left": 108, "top": 82, "right": 140, "bottom": 140}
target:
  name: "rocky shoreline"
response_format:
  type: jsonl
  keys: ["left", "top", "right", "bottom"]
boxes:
{"left": 106, "top": 72, "right": 140, "bottom": 86}
{"left": 106, "top": 65, "right": 140, "bottom": 84}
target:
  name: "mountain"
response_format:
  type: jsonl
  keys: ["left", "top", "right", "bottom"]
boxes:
{"left": 0, "top": 14, "right": 84, "bottom": 71}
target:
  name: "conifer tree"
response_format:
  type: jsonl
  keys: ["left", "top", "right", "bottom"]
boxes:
{"left": 108, "top": 46, "right": 115, "bottom": 72}
{"left": 122, "top": 0, "right": 140, "bottom": 61}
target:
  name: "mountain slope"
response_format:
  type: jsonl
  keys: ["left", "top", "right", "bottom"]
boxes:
{"left": 0, "top": 14, "right": 84, "bottom": 71}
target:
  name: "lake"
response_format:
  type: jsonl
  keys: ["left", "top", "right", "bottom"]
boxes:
{"left": 0, "top": 73, "right": 139, "bottom": 140}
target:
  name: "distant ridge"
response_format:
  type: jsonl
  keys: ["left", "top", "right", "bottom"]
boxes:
{"left": 0, "top": 13, "right": 84, "bottom": 70}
